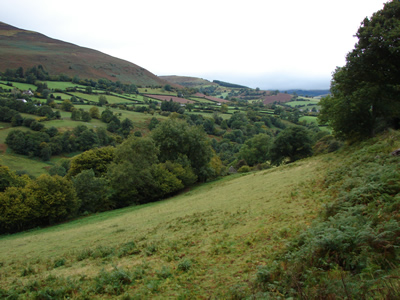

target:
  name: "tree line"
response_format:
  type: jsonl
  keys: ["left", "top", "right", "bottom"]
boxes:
{"left": 1, "top": 66, "right": 139, "bottom": 95}
{"left": 0, "top": 119, "right": 218, "bottom": 234}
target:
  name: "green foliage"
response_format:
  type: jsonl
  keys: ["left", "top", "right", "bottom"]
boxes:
{"left": 68, "top": 146, "right": 115, "bottom": 177}
{"left": 107, "top": 136, "right": 159, "bottom": 206}
{"left": 177, "top": 259, "right": 192, "bottom": 272}
{"left": 255, "top": 133, "right": 400, "bottom": 298}
{"left": 269, "top": 126, "right": 313, "bottom": 165}
{"left": 61, "top": 99, "right": 74, "bottom": 112}
{"left": 0, "top": 165, "right": 28, "bottom": 192}
{"left": 0, "top": 171, "right": 78, "bottom": 233}
{"left": 72, "top": 169, "right": 113, "bottom": 213}
{"left": 148, "top": 116, "right": 160, "bottom": 130}
{"left": 98, "top": 95, "right": 108, "bottom": 106}
{"left": 313, "top": 134, "right": 343, "bottom": 155}
{"left": 93, "top": 267, "right": 132, "bottom": 295}
{"left": 149, "top": 163, "right": 184, "bottom": 198}
{"left": 237, "top": 165, "right": 250, "bottom": 173}
{"left": 151, "top": 119, "right": 213, "bottom": 181}
{"left": 26, "top": 174, "right": 79, "bottom": 225}
{"left": 89, "top": 106, "right": 100, "bottom": 119}
{"left": 237, "top": 133, "right": 271, "bottom": 166}
{"left": 319, "top": 1, "right": 400, "bottom": 140}
{"left": 0, "top": 186, "right": 36, "bottom": 233}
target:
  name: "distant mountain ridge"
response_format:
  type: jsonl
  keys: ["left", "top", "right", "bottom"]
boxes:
{"left": 0, "top": 22, "right": 170, "bottom": 86}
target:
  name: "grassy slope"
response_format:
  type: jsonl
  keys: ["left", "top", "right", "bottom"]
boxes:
{"left": 0, "top": 156, "right": 327, "bottom": 298}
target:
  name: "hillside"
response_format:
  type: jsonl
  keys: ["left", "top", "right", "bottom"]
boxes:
{"left": 160, "top": 75, "right": 217, "bottom": 88}
{"left": 2, "top": 130, "right": 400, "bottom": 298}
{"left": 0, "top": 155, "right": 326, "bottom": 298}
{"left": 0, "top": 22, "right": 169, "bottom": 87}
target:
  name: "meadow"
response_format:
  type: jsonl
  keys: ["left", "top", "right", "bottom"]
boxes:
{"left": 0, "top": 155, "right": 327, "bottom": 298}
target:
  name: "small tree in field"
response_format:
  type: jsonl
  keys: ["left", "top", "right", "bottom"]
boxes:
{"left": 89, "top": 106, "right": 100, "bottom": 119}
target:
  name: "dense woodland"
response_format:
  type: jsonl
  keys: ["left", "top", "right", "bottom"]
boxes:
{"left": 0, "top": 1, "right": 399, "bottom": 298}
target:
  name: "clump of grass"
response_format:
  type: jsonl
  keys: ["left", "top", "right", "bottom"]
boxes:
{"left": 93, "top": 267, "right": 133, "bottom": 295}
{"left": 76, "top": 248, "right": 94, "bottom": 261}
{"left": 21, "top": 265, "right": 36, "bottom": 276}
{"left": 145, "top": 244, "right": 158, "bottom": 256}
{"left": 53, "top": 258, "right": 66, "bottom": 268}
{"left": 117, "top": 241, "right": 139, "bottom": 257}
{"left": 177, "top": 259, "right": 192, "bottom": 272}
{"left": 156, "top": 266, "right": 173, "bottom": 279}
{"left": 91, "top": 245, "right": 115, "bottom": 259}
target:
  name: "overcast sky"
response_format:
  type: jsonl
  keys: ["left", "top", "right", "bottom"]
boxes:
{"left": 0, "top": 0, "right": 388, "bottom": 90}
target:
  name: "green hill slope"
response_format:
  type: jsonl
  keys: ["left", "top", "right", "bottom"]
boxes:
{"left": 1, "top": 130, "right": 400, "bottom": 298}
{"left": 0, "top": 22, "right": 169, "bottom": 86}
{"left": 0, "top": 156, "right": 325, "bottom": 298}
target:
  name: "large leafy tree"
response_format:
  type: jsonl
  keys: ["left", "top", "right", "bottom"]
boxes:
{"left": 26, "top": 174, "right": 79, "bottom": 226}
{"left": 67, "top": 146, "right": 115, "bottom": 178}
{"left": 151, "top": 119, "right": 213, "bottom": 181}
{"left": 319, "top": 1, "right": 400, "bottom": 140}
{"left": 107, "top": 136, "right": 160, "bottom": 206}
{"left": 269, "top": 126, "right": 313, "bottom": 165}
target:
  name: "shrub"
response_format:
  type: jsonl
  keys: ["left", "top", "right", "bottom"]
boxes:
{"left": 238, "top": 165, "right": 250, "bottom": 173}
{"left": 93, "top": 268, "right": 132, "bottom": 295}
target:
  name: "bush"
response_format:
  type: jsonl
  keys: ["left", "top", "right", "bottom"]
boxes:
{"left": 238, "top": 165, "right": 250, "bottom": 173}
{"left": 93, "top": 268, "right": 132, "bottom": 295}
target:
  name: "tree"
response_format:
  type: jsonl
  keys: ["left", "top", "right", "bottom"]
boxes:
{"left": 120, "top": 118, "right": 133, "bottom": 137}
{"left": 164, "top": 84, "right": 172, "bottom": 91}
{"left": 107, "top": 136, "right": 160, "bottom": 206}
{"left": 98, "top": 95, "right": 107, "bottom": 106}
{"left": 151, "top": 119, "right": 213, "bottom": 181}
{"left": 89, "top": 106, "right": 100, "bottom": 119}
{"left": 0, "top": 186, "right": 36, "bottom": 233}
{"left": 72, "top": 169, "right": 113, "bottom": 213}
{"left": 101, "top": 108, "right": 114, "bottom": 123}
{"left": 220, "top": 104, "right": 229, "bottom": 114}
{"left": 237, "top": 133, "right": 272, "bottom": 166}
{"left": 68, "top": 146, "right": 115, "bottom": 178}
{"left": 148, "top": 117, "right": 160, "bottom": 130}
{"left": 81, "top": 111, "right": 92, "bottom": 122}
{"left": 269, "top": 126, "right": 313, "bottom": 165}
{"left": 71, "top": 109, "right": 81, "bottom": 121}
{"left": 319, "top": 1, "right": 400, "bottom": 140}
{"left": 26, "top": 174, "right": 79, "bottom": 225}
{"left": 61, "top": 99, "right": 74, "bottom": 112}
{"left": 0, "top": 165, "right": 29, "bottom": 192}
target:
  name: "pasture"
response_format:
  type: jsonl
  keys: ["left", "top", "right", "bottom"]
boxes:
{"left": 0, "top": 156, "right": 327, "bottom": 298}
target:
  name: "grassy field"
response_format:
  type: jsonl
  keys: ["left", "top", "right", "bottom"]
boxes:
{"left": 0, "top": 153, "right": 53, "bottom": 177}
{"left": 44, "top": 81, "right": 85, "bottom": 90}
{"left": 0, "top": 81, "right": 36, "bottom": 91}
{"left": 0, "top": 156, "right": 327, "bottom": 298}
{"left": 67, "top": 92, "right": 135, "bottom": 104}
{"left": 285, "top": 99, "right": 320, "bottom": 107}
{"left": 138, "top": 87, "right": 176, "bottom": 95}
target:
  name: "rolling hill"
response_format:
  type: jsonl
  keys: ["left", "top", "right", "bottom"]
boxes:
{"left": 159, "top": 75, "right": 218, "bottom": 88}
{"left": 0, "top": 22, "right": 170, "bottom": 87}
